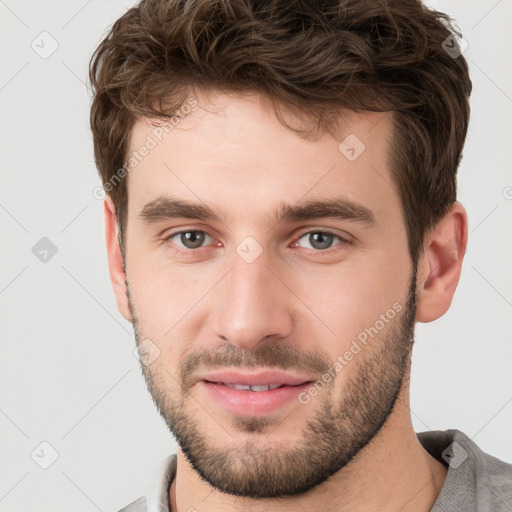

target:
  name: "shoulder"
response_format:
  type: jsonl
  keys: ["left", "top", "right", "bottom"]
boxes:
{"left": 418, "top": 428, "right": 512, "bottom": 511}
{"left": 465, "top": 433, "right": 512, "bottom": 509}
{"left": 458, "top": 429, "right": 512, "bottom": 510}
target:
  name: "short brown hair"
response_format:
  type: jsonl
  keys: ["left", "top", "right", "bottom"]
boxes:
{"left": 89, "top": 0, "right": 471, "bottom": 263}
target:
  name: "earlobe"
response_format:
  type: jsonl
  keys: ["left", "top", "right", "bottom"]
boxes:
{"left": 415, "top": 202, "right": 468, "bottom": 323}
{"left": 104, "top": 196, "right": 132, "bottom": 322}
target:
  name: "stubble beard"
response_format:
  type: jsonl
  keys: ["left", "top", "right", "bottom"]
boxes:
{"left": 127, "top": 266, "right": 417, "bottom": 498}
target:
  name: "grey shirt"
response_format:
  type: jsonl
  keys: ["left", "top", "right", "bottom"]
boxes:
{"left": 118, "top": 429, "right": 512, "bottom": 512}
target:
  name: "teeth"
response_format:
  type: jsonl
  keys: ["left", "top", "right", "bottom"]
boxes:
{"left": 225, "top": 383, "right": 251, "bottom": 391}
{"left": 250, "top": 384, "right": 277, "bottom": 391}
{"left": 223, "top": 383, "right": 282, "bottom": 391}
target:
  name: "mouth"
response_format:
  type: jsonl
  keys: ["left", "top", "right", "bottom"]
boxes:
{"left": 197, "top": 369, "right": 314, "bottom": 388}
{"left": 198, "top": 375, "right": 315, "bottom": 416}
{"left": 202, "top": 381, "right": 308, "bottom": 391}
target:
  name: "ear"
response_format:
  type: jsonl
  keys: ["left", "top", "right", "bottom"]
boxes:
{"left": 415, "top": 202, "right": 468, "bottom": 323}
{"left": 104, "top": 196, "right": 132, "bottom": 322}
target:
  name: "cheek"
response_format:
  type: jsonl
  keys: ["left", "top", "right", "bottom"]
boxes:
{"left": 295, "top": 255, "right": 409, "bottom": 354}
{"left": 127, "top": 260, "right": 234, "bottom": 377}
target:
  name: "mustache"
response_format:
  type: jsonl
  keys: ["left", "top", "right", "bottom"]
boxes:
{"left": 179, "top": 340, "right": 332, "bottom": 390}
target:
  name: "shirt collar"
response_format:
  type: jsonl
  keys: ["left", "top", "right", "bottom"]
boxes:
{"left": 146, "top": 454, "right": 177, "bottom": 512}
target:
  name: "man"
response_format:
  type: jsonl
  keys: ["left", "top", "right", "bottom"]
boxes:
{"left": 89, "top": 0, "right": 512, "bottom": 510}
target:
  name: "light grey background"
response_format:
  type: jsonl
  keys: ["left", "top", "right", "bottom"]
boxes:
{"left": 0, "top": 0, "right": 511, "bottom": 510}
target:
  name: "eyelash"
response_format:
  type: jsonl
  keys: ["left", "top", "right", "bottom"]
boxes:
{"left": 163, "top": 228, "right": 351, "bottom": 257}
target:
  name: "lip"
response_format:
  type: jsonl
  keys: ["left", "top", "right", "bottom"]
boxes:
{"left": 199, "top": 380, "right": 313, "bottom": 416}
{"left": 197, "top": 369, "right": 313, "bottom": 387}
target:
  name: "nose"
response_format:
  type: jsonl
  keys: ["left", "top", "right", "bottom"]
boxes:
{"left": 211, "top": 248, "right": 294, "bottom": 350}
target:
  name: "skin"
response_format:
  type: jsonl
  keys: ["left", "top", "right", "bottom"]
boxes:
{"left": 104, "top": 90, "right": 467, "bottom": 511}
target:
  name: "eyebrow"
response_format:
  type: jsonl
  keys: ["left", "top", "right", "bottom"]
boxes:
{"left": 139, "top": 195, "right": 376, "bottom": 227}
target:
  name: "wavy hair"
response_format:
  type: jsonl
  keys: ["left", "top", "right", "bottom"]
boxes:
{"left": 89, "top": 0, "right": 471, "bottom": 263}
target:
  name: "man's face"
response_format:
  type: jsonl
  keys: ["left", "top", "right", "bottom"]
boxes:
{"left": 122, "top": 91, "right": 416, "bottom": 497}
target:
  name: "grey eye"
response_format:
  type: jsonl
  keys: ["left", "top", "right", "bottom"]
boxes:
{"left": 297, "top": 232, "right": 341, "bottom": 250}
{"left": 172, "top": 230, "right": 212, "bottom": 249}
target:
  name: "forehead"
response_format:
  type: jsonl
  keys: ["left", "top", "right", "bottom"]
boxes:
{"left": 126, "top": 91, "right": 399, "bottom": 226}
